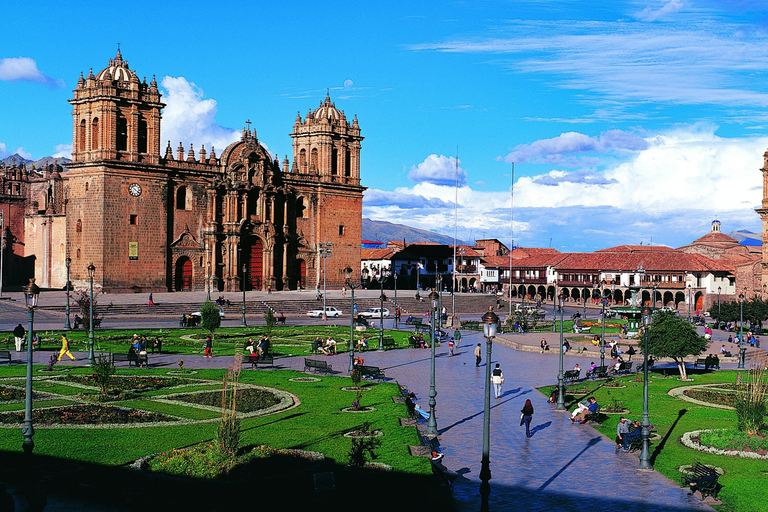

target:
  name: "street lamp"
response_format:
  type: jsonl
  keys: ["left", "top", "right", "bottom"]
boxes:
{"left": 552, "top": 280, "right": 558, "bottom": 333}
{"left": 583, "top": 286, "right": 587, "bottom": 319}
{"left": 427, "top": 289, "right": 440, "bottom": 436}
{"left": 595, "top": 281, "right": 608, "bottom": 367}
{"left": 344, "top": 266, "right": 362, "bottom": 373}
{"left": 717, "top": 286, "right": 721, "bottom": 327}
{"left": 318, "top": 242, "right": 333, "bottom": 320}
{"left": 22, "top": 277, "right": 40, "bottom": 454}
{"left": 639, "top": 305, "right": 653, "bottom": 470}
{"left": 393, "top": 271, "right": 398, "bottom": 328}
{"left": 480, "top": 306, "right": 499, "bottom": 498}
{"left": 687, "top": 284, "right": 692, "bottom": 323}
{"left": 65, "top": 257, "right": 72, "bottom": 329}
{"left": 378, "top": 270, "right": 390, "bottom": 351}
{"left": 241, "top": 264, "right": 247, "bottom": 327}
{"left": 87, "top": 263, "right": 96, "bottom": 366}
{"left": 206, "top": 260, "right": 211, "bottom": 301}
{"left": 739, "top": 292, "right": 745, "bottom": 369}
{"left": 556, "top": 293, "right": 566, "bottom": 410}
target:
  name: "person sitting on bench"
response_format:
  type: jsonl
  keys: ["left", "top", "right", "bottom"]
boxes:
{"left": 312, "top": 337, "right": 329, "bottom": 355}
{"left": 570, "top": 397, "right": 598, "bottom": 423}
{"left": 405, "top": 393, "right": 430, "bottom": 420}
{"left": 688, "top": 468, "right": 718, "bottom": 498}
{"left": 623, "top": 420, "right": 642, "bottom": 449}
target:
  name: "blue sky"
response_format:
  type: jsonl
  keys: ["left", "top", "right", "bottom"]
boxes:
{"left": 2, "top": 0, "right": 768, "bottom": 251}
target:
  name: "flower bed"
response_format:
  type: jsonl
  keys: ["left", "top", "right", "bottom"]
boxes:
{"left": 699, "top": 429, "right": 768, "bottom": 454}
{"left": 172, "top": 388, "right": 280, "bottom": 413}
{"left": 64, "top": 375, "right": 193, "bottom": 393}
{"left": 683, "top": 388, "right": 737, "bottom": 407}
{"left": 680, "top": 429, "right": 768, "bottom": 460}
{"left": 0, "top": 386, "right": 48, "bottom": 401}
{"left": 0, "top": 404, "right": 178, "bottom": 425}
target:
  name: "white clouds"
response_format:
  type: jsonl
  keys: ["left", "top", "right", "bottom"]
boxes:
{"left": 363, "top": 126, "right": 767, "bottom": 249}
{"left": 407, "top": 154, "right": 467, "bottom": 186}
{"left": 160, "top": 76, "right": 240, "bottom": 153}
{"left": 0, "top": 143, "right": 32, "bottom": 160}
{"left": 52, "top": 144, "right": 72, "bottom": 159}
{"left": 637, "top": 0, "right": 685, "bottom": 21}
{"left": 504, "top": 130, "right": 648, "bottom": 165}
{"left": 0, "top": 57, "right": 64, "bottom": 88}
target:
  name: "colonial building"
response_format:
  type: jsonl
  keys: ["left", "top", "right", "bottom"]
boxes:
{"left": 2, "top": 50, "right": 365, "bottom": 293}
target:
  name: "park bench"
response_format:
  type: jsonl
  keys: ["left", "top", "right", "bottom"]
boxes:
{"left": 304, "top": 358, "right": 332, "bottom": 374}
{"left": 681, "top": 462, "right": 723, "bottom": 500}
{"left": 244, "top": 354, "right": 274, "bottom": 369}
{"left": 276, "top": 315, "right": 286, "bottom": 325}
{"left": 563, "top": 369, "right": 581, "bottom": 383}
{"left": 408, "top": 336, "right": 422, "bottom": 348}
{"left": 111, "top": 352, "right": 146, "bottom": 367}
{"left": 616, "top": 362, "right": 633, "bottom": 374}
{"left": 382, "top": 336, "right": 397, "bottom": 350}
{"left": 583, "top": 405, "right": 603, "bottom": 423}
{"left": 694, "top": 357, "right": 720, "bottom": 370}
{"left": 0, "top": 350, "right": 11, "bottom": 365}
{"left": 358, "top": 365, "right": 386, "bottom": 381}
{"left": 587, "top": 365, "right": 610, "bottom": 379}
{"left": 460, "top": 320, "right": 482, "bottom": 330}
{"left": 405, "top": 317, "right": 424, "bottom": 326}
{"left": 693, "top": 358, "right": 707, "bottom": 369}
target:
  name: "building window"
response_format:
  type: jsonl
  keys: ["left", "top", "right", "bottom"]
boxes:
{"left": 130, "top": 215, "right": 138, "bottom": 225}
{"left": 176, "top": 186, "right": 189, "bottom": 210}
{"left": 138, "top": 117, "right": 148, "bottom": 153}
{"left": 76, "top": 248, "right": 81, "bottom": 259}
{"left": 91, "top": 118, "right": 99, "bottom": 151}
{"left": 299, "top": 149, "right": 307, "bottom": 172}
{"left": 79, "top": 120, "right": 86, "bottom": 152}
{"left": 85, "top": 182, "right": 89, "bottom": 192}
{"left": 76, "top": 219, "right": 82, "bottom": 233}
{"left": 339, "top": 225, "right": 345, "bottom": 236}
{"left": 310, "top": 148, "right": 318, "bottom": 171}
{"left": 116, "top": 114, "right": 128, "bottom": 151}
{"left": 331, "top": 147, "right": 338, "bottom": 175}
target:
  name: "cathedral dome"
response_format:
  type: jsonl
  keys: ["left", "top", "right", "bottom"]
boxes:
{"left": 95, "top": 49, "right": 137, "bottom": 83}
{"left": 312, "top": 93, "right": 341, "bottom": 121}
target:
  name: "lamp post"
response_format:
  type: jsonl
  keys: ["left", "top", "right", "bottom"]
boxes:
{"left": 552, "top": 280, "right": 558, "bottom": 333}
{"left": 583, "top": 286, "right": 587, "bottom": 319}
{"left": 687, "top": 284, "right": 692, "bottom": 323}
{"left": 717, "top": 286, "right": 721, "bottom": 327}
{"left": 596, "top": 281, "right": 607, "bottom": 367}
{"left": 437, "top": 273, "right": 443, "bottom": 330}
{"left": 393, "top": 271, "right": 398, "bottom": 328}
{"left": 639, "top": 305, "right": 653, "bottom": 470}
{"left": 521, "top": 277, "right": 525, "bottom": 311}
{"left": 344, "top": 266, "right": 362, "bottom": 373}
{"left": 65, "top": 257, "right": 71, "bottom": 329}
{"left": 480, "top": 306, "right": 499, "bottom": 498}
{"left": 241, "top": 264, "right": 247, "bottom": 327}
{"left": 556, "top": 293, "right": 566, "bottom": 410}
{"left": 318, "top": 242, "right": 332, "bottom": 320}
{"left": 378, "top": 270, "right": 390, "bottom": 351}
{"left": 206, "top": 261, "right": 211, "bottom": 301}
{"left": 739, "top": 292, "right": 745, "bottom": 369}
{"left": 87, "top": 263, "right": 96, "bottom": 366}
{"left": 427, "top": 289, "right": 440, "bottom": 436}
{"left": 22, "top": 277, "right": 40, "bottom": 454}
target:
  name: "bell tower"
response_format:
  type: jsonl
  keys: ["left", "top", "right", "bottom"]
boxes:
{"left": 69, "top": 49, "right": 164, "bottom": 165}
{"left": 756, "top": 148, "right": 768, "bottom": 289}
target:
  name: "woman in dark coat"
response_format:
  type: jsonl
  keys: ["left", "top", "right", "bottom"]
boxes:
{"left": 521, "top": 399, "right": 534, "bottom": 438}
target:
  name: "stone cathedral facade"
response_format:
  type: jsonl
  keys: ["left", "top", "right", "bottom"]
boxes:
{"left": 14, "top": 50, "right": 365, "bottom": 293}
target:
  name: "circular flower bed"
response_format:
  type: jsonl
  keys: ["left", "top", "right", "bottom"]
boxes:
{"left": 670, "top": 384, "right": 737, "bottom": 410}
{"left": 165, "top": 370, "right": 199, "bottom": 376}
{"left": 341, "top": 406, "right": 377, "bottom": 413}
{"left": 341, "top": 386, "right": 373, "bottom": 392}
{"left": 0, "top": 404, "right": 178, "bottom": 426}
{"left": 681, "top": 429, "right": 768, "bottom": 460}
{"left": 289, "top": 377, "right": 321, "bottom": 382}
{"left": 64, "top": 375, "right": 193, "bottom": 392}
{"left": 172, "top": 388, "right": 280, "bottom": 413}
{"left": 343, "top": 429, "right": 383, "bottom": 438}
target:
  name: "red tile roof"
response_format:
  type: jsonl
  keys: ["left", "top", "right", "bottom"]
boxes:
{"left": 361, "top": 248, "right": 395, "bottom": 260}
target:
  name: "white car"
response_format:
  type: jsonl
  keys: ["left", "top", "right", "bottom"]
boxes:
{"left": 307, "top": 306, "right": 343, "bottom": 318}
{"left": 358, "top": 307, "right": 390, "bottom": 318}
{"left": 190, "top": 309, "right": 225, "bottom": 319}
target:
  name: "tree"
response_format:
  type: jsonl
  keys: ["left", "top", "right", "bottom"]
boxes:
{"left": 74, "top": 288, "right": 101, "bottom": 335}
{"left": 645, "top": 311, "right": 707, "bottom": 380}
{"left": 200, "top": 301, "right": 221, "bottom": 337}
{"left": 264, "top": 308, "right": 275, "bottom": 336}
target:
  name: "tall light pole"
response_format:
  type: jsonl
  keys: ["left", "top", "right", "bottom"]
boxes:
{"left": 437, "top": 273, "right": 443, "bottom": 330}
{"left": 22, "top": 278, "right": 40, "bottom": 454}
{"left": 739, "top": 292, "right": 745, "bottom": 369}
{"left": 639, "top": 306, "right": 653, "bottom": 470}
{"left": 480, "top": 306, "right": 499, "bottom": 498}
{"left": 378, "top": 270, "right": 390, "bottom": 351}
{"left": 344, "top": 266, "right": 361, "bottom": 372}
{"left": 393, "top": 271, "right": 398, "bottom": 328}
{"left": 583, "top": 286, "right": 587, "bottom": 319}
{"left": 596, "top": 281, "right": 607, "bottom": 367}
{"left": 556, "top": 293, "right": 566, "bottom": 410}
{"left": 0, "top": 212, "right": 4, "bottom": 298}
{"left": 717, "top": 286, "right": 721, "bottom": 327}
{"left": 65, "top": 257, "right": 72, "bottom": 329}
{"left": 206, "top": 261, "right": 211, "bottom": 301}
{"left": 687, "top": 284, "right": 692, "bottom": 323}
{"left": 552, "top": 280, "right": 558, "bottom": 333}
{"left": 241, "top": 264, "right": 247, "bottom": 327}
{"left": 87, "top": 263, "right": 96, "bottom": 366}
{"left": 318, "top": 242, "right": 332, "bottom": 321}
{"left": 427, "top": 290, "right": 440, "bottom": 436}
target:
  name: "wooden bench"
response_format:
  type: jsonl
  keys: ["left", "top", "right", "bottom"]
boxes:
{"left": 563, "top": 369, "right": 581, "bottom": 383}
{"left": 0, "top": 350, "right": 11, "bottom": 365}
{"left": 405, "top": 317, "right": 424, "bottom": 326}
{"left": 244, "top": 354, "right": 274, "bottom": 369}
{"left": 587, "top": 365, "right": 610, "bottom": 379}
{"left": 304, "top": 358, "right": 332, "bottom": 374}
{"left": 583, "top": 405, "right": 603, "bottom": 423}
{"left": 681, "top": 462, "right": 723, "bottom": 500}
{"left": 636, "top": 360, "right": 655, "bottom": 373}
{"left": 111, "top": 352, "right": 145, "bottom": 367}
{"left": 358, "top": 365, "right": 386, "bottom": 381}
{"left": 693, "top": 358, "right": 708, "bottom": 369}
{"left": 616, "top": 362, "right": 633, "bottom": 374}
{"left": 382, "top": 336, "right": 397, "bottom": 350}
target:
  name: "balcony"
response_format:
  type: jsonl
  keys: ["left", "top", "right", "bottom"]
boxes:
{"left": 509, "top": 277, "right": 547, "bottom": 285}
{"left": 456, "top": 265, "right": 477, "bottom": 273}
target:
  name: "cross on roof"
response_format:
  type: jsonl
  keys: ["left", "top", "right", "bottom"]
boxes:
{"left": 245, "top": 119, "right": 252, "bottom": 130}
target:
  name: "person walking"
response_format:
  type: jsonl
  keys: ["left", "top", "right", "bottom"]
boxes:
{"left": 148, "top": 293, "right": 155, "bottom": 306}
{"left": 474, "top": 343, "right": 482, "bottom": 367}
{"left": 448, "top": 337, "right": 455, "bottom": 356}
{"left": 58, "top": 334, "right": 75, "bottom": 361}
{"left": 13, "top": 323, "right": 25, "bottom": 352}
{"left": 204, "top": 335, "right": 213, "bottom": 358}
{"left": 521, "top": 399, "right": 534, "bottom": 438}
{"left": 491, "top": 363, "right": 504, "bottom": 398}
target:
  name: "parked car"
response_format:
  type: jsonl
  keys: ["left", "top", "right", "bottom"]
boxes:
{"left": 187, "top": 309, "right": 225, "bottom": 326}
{"left": 307, "top": 306, "right": 343, "bottom": 318}
{"left": 190, "top": 309, "right": 225, "bottom": 319}
{"left": 358, "top": 307, "right": 390, "bottom": 318}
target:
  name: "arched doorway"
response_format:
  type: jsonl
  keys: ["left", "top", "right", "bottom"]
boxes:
{"left": 175, "top": 257, "right": 192, "bottom": 291}
{"left": 248, "top": 238, "right": 264, "bottom": 290}
{"left": 695, "top": 292, "right": 704, "bottom": 312}
{"left": 295, "top": 260, "right": 306, "bottom": 290}
{"left": 675, "top": 291, "right": 686, "bottom": 307}
{"left": 663, "top": 291, "right": 674, "bottom": 307}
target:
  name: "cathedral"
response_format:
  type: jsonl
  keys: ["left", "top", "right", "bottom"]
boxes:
{"left": 0, "top": 50, "right": 364, "bottom": 293}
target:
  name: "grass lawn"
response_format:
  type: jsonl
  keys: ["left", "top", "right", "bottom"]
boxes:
{"left": 28, "top": 325, "right": 416, "bottom": 358}
{"left": 540, "top": 370, "right": 768, "bottom": 512}
{"left": 0, "top": 365, "right": 429, "bottom": 477}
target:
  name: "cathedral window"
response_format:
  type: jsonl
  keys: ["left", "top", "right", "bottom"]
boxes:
{"left": 79, "top": 120, "right": 86, "bottom": 152}
{"left": 76, "top": 248, "right": 81, "bottom": 259}
{"left": 339, "top": 225, "right": 345, "bottom": 236}
{"left": 345, "top": 149, "right": 351, "bottom": 177}
{"left": 331, "top": 147, "right": 338, "bottom": 175}
{"left": 91, "top": 118, "right": 99, "bottom": 151}
{"left": 310, "top": 148, "right": 318, "bottom": 171}
{"left": 296, "top": 197, "right": 307, "bottom": 218}
{"left": 76, "top": 219, "right": 82, "bottom": 233}
{"left": 176, "top": 186, "right": 190, "bottom": 210}
{"left": 299, "top": 149, "right": 307, "bottom": 172}
{"left": 85, "top": 182, "right": 89, "bottom": 192}
{"left": 130, "top": 215, "right": 138, "bottom": 225}
{"left": 116, "top": 114, "right": 128, "bottom": 151}
{"left": 138, "top": 117, "right": 148, "bottom": 153}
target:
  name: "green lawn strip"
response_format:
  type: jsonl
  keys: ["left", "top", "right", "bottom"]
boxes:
{"left": 28, "top": 380, "right": 89, "bottom": 395}
{"left": 0, "top": 366, "right": 429, "bottom": 476}
{"left": 117, "top": 399, "right": 219, "bottom": 420}
{"left": 539, "top": 370, "right": 766, "bottom": 512}
{"left": 0, "top": 399, "right": 78, "bottom": 412}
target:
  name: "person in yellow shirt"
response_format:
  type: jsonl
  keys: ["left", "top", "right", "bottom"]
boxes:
{"left": 58, "top": 334, "right": 75, "bottom": 361}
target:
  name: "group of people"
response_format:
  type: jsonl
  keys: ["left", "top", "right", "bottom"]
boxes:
{"left": 311, "top": 336, "right": 337, "bottom": 355}
{"left": 245, "top": 336, "right": 271, "bottom": 357}
{"left": 702, "top": 353, "right": 721, "bottom": 370}
{"left": 615, "top": 416, "right": 644, "bottom": 451}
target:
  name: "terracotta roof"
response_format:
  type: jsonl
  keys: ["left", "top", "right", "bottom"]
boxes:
{"left": 453, "top": 245, "right": 483, "bottom": 257}
{"left": 690, "top": 232, "right": 739, "bottom": 245}
{"left": 555, "top": 251, "right": 731, "bottom": 273}
{"left": 507, "top": 254, "right": 569, "bottom": 269}
{"left": 361, "top": 248, "right": 395, "bottom": 260}
{"left": 596, "top": 245, "right": 675, "bottom": 253}
{"left": 509, "top": 247, "right": 561, "bottom": 259}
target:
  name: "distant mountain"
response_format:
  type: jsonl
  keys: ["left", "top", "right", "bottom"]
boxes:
{"left": 32, "top": 156, "right": 71, "bottom": 170}
{"left": 362, "top": 218, "right": 469, "bottom": 246}
{"left": 0, "top": 154, "right": 33, "bottom": 166}
{"left": 727, "top": 230, "right": 761, "bottom": 246}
